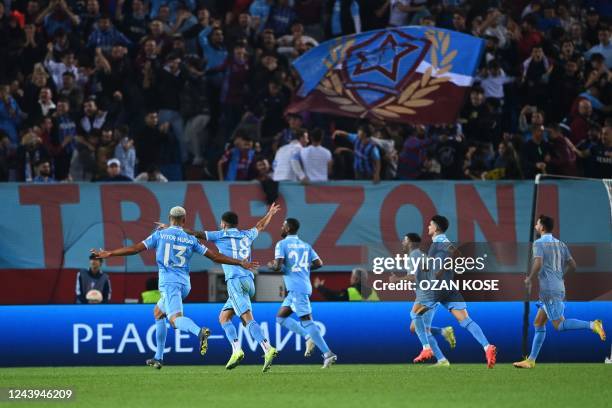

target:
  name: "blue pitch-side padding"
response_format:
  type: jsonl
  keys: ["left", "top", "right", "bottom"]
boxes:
{"left": 3, "top": 302, "right": 610, "bottom": 367}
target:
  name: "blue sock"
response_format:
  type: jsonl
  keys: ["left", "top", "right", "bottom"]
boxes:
{"left": 277, "top": 317, "right": 309, "bottom": 338}
{"left": 528, "top": 326, "right": 546, "bottom": 361}
{"left": 430, "top": 326, "right": 442, "bottom": 336}
{"left": 301, "top": 320, "right": 331, "bottom": 354}
{"left": 428, "top": 333, "right": 446, "bottom": 362}
{"left": 411, "top": 311, "right": 430, "bottom": 348}
{"left": 154, "top": 319, "right": 167, "bottom": 361}
{"left": 222, "top": 321, "right": 238, "bottom": 343}
{"left": 174, "top": 316, "right": 201, "bottom": 337}
{"left": 460, "top": 317, "right": 489, "bottom": 349}
{"left": 558, "top": 319, "right": 591, "bottom": 331}
{"left": 246, "top": 320, "right": 266, "bottom": 343}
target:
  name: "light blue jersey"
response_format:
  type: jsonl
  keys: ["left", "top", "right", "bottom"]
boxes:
{"left": 275, "top": 235, "right": 319, "bottom": 295}
{"left": 533, "top": 233, "right": 572, "bottom": 300}
{"left": 143, "top": 226, "right": 207, "bottom": 287}
{"left": 424, "top": 233, "right": 466, "bottom": 310}
{"left": 205, "top": 228, "right": 258, "bottom": 281}
{"left": 408, "top": 248, "right": 429, "bottom": 302}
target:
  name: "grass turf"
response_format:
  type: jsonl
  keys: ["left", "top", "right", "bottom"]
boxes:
{"left": 0, "top": 364, "right": 610, "bottom": 408}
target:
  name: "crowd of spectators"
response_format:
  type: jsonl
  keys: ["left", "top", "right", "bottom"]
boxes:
{"left": 0, "top": 0, "right": 610, "bottom": 185}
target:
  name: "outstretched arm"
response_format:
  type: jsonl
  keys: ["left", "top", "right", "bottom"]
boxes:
{"left": 91, "top": 242, "right": 147, "bottom": 259}
{"left": 254, "top": 202, "right": 281, "bottom": 232}
{"left": 204, "top": 246, "right": 259, "bottom": 270}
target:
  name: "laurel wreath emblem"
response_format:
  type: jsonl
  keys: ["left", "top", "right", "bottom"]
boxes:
{"left": 317, "top": 30, "right": 457, "bottom": 119}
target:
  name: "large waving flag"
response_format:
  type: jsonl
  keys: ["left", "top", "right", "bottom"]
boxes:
{"left": 288, "top": 27, "right": 484, "bottom": 124}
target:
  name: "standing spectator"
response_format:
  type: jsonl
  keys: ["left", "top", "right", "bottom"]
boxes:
{"left": 217, "top": 133, "right": 256, "bottom": 181}
{"left": 16, "top": 131, "right": 50, "bottom": 182}
{"left": 58, "top": 71, "right": 84, "bottom": 110}
{"left": 266, "top": 0, "right": 296, "bottom": 36}
{"left": 98, "top": 158, "right": 132, "bottom": 181}
{"left": 459, "top": 86, "right": 496, "bottom": 144}
{"left": 299, "top": 128, "right": 332, "bottom": 183}
{"left": 548, "top": 57, "right": 583, "bottom": 122}
{"left": 156, "top": 53, "right": 187, "bottom": 161}
{"left": 76, "top": 254, "right": 112, "bottom": 304}
{"left": 521, "top": 45, "right": 553, "bottom": 108}
{"left": 50, "top": 97, "right": 77, "bottom": 180}
{"left": 135, "top": 110, "right": 169, "bottom": 173}
{"left": 114, "top": 135, "right": 136, "bottom": 179}
{"left": 250, "top": 0, "right": 273, "bottom": 33}
{"left": 31, "top": 159, "right": 56, "bottom": 183}
{"left": 482, "top": 140, "right": 523, "bottom": 180}
{"left": 434, "top": 130, "right": 467, "bottom": 179}
{"left": 521, "top": 124, "right": 550, "bottom": 179}
{"left": 333, "top": 123, "right": 381, "bottom": 183}
{"left": 327, "top": 0, "right": 361, "bottom": 38}
{"left": 218, "top": 44, "right": 250, "bottom": 142}
{"left": 44, "top": 46, "right": 80, "bottom": 90}
{"left": 590, "top": 126, "right": 612, "bottom": 178}
{"left": 547, "top": 123, "right": 578, "bottom": 176}
{"left": 86, "top": 14, "right": 132, "bottom": 52}
{"left": 584, "top": 25, "right": 612, "bottom": 68}
{"left": 36, "top": 0, "right": 80, "bottom": 38}
{"left": 0, "top": 82, "right": 22, "bottom": 147}
{"left": 397, "top": 125, "right": 431, "bottom": 180}
{"left": 272, "top": 128, "right": 308, "bottom": 181}
{"left": 518, "top": 14, "right": 543, "bottom": 59}
{"left": 569, "top": 99, "right": 595, "bottom": 145}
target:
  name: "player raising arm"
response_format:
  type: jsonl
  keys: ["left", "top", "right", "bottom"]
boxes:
{"left": 159, "top": 203, "right": 281, "bottom": 372}
{"left": 514, "top": 215, "right": 606, "bottom": 369}
{"left": 267, "top": 218, "right": 337, "bottom": 368}
{"left": 91, "top": 206, "right": 259, "bottom": 370}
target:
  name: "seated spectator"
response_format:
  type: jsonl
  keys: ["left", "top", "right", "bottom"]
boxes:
{"left": 273, "top": 128, "right": 308, "bottom": 181}
{"left": 332, "top": 123, "right": 381, "bottom": 183}
{"left": 218, "top": 133, "right": 256, "bottom": 181}
{"left": 299, "top": 128, "right": 333, "bottom": 183}
{"left": 31, "top": 159, "right": 56, "bottom": 183}
{"left": 135, "top": 166, "right": 169, "bottom": 182}
{"left": 114, "top": 136, "right": 136, "bottom": 179}
{"left": 76, "top": 254, "right": 111, "bottom": 304}
{"left": 98, "top": 158, "right": 132, "bottom": 181}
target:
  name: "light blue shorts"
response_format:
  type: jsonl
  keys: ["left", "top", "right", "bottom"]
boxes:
{"left": 422, "top": 305, "right": 437, "bottom": 328}
{"left": 158, "top": 283, "right": 191, "bottom": 317}
{"left": 421, "top": 290, "right": 467, "bottom": 311}
{"left": 281, "top": 291, "right": 312, "bottom": 317}
{"left": 537, "top": 299, "right": 565, "bottom": 321}
{"left": 223, "top": 276, "right": 255, "bottom": 316}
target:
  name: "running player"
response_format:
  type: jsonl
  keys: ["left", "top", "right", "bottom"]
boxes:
{"left": 389, "top": 233, "right": 456, "bottom": 366}
{"left": 514, "top": 215, "right": 606, "bottom": 368}
{"left": 171, "top": 203, "right": 281, "bottom": 372}
{"left": 268, "top": 218, "right": 337, "bottom": 368}
{"left": 90, "top": 206, "right": 259, "bottom": 369}
{"left": 412, "top": 215, "right": 497, "bottom": 368}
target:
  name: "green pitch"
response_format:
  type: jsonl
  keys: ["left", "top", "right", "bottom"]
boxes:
{"left": 1, "top": 364, "right": 610, "bottom": 408}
